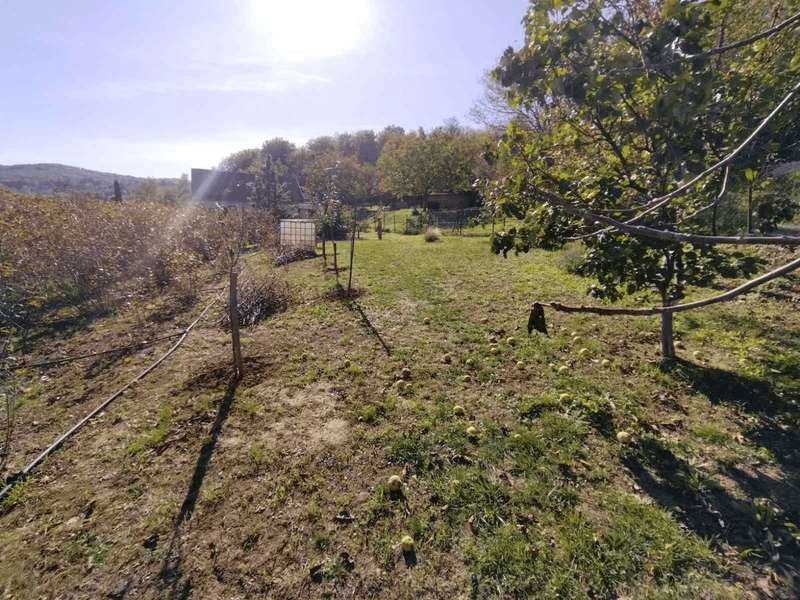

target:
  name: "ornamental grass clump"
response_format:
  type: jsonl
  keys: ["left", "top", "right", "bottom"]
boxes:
{"left": 423, "top": 227, "right": 442, "bottom": 242}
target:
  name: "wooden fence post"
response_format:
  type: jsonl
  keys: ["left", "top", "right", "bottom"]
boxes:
{"left": 348, "top": 207, "right": 356, "bottom": 293}
{"left": 229, "top": 269, "right": 243, "bottom": 380}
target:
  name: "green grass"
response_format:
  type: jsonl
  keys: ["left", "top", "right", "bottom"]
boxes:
{"left": 2, "top": 219, "right": 798, "bottom": 599}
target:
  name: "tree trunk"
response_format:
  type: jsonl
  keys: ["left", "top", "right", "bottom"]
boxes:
{"left": 229, "top": 270, "right": 243, "bottom": 380}
{"left": 660, "top": 308, "right": 675, "bottom": 359}
{"left": 747, "top": 183, "right": 753, "bottom": 234}
{"left": 333, "top": 241, "right": 339, "bottom": 285}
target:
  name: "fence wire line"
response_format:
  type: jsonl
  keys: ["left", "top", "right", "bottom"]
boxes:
{"left": 9, "top": 332, "right": 186, "bottom": 370}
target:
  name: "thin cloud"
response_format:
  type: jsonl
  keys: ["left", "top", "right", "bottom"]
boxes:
{"left": 69, "top": 67, "right": 332, "bottom": 100}
{"left": 59, "top": 132, "right": 308, "bottom": 177}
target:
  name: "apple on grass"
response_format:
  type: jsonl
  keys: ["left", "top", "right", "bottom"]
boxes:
{"left": 616, "top": 430, "right": 633, "bottom": 445}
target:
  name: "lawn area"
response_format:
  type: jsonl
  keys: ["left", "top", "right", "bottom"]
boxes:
{"left": 1, "top": 223, "right": 799, "bottom": 599}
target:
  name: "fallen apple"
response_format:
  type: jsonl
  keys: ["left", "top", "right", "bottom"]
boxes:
{"left": 462, "top": 374, "right": 472, "bottom": 383}
{"left": 601, "top": 358, "right": 611, "bottom": 367}
{"left": 401, "top": 367, "right": 412, "bottom": 380}
{"left": 453, "top": 405, "right": 466, "bottom": 416}
{"left": 506, "top": 337, "right": 516, "bottom": 346}
{"left": 387, "top": 475, "right": 403, "bottom": 492}
{"left": 616, "top": 430, "right": 632, "bottom": 445}
{"left": 443, "top": 353, "right": 453, "bottom": 364}
{"left": 516, "top": 361, "right": 525, "bottom": 370}
{"left": 466, "top": 425, "right": 478, "bottom": 438}
{"left": 490, "top": 345, "right": 500, "bottom": 355}
{"left": 400, "top": 535, "right": 415, "bottom": 552}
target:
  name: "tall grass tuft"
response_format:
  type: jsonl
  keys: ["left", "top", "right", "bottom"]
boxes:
{"left": 423, "top": 226, "right": 442, "bottom": 242}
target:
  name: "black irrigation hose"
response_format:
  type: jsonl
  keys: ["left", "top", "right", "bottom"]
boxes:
{"left": 0, "top": 298, "right": 219, "bottom": 503}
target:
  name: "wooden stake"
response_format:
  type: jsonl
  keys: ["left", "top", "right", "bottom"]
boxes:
{"left": 229, "top": 269, "right": 243, "bottom": 380}
{"left": 348, "top": 208, "right": 356, "bottom": 293}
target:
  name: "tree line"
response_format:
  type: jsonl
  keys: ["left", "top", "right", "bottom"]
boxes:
{"left": 217, "top": 122, "right": 498, "bottom": 209}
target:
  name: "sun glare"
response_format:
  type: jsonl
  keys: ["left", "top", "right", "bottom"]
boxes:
{"left": 249, "top": 0, "right": 372, "bottom": 61}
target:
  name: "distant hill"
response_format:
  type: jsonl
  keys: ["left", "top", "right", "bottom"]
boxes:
{"left": 0, "top": 163, "right": 181, "bottom": 197}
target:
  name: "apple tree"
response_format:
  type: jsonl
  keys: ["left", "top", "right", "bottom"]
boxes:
{"left": 486, "top": 0, "right": 800, "bottom": 357}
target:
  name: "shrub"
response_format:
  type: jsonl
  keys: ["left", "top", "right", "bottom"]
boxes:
{"left": 221, "top": 270, "right": 291, "bottom": 329}
{"left": 0, "top": 190, "right": 280, "bottom": 327}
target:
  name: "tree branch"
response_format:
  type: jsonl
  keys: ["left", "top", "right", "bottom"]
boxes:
{"left": 685, "top": 9, "right": 800, "bottom": 60}
{"left": 625, "top": 77, "right": 800, "bottom": 223}
{"left": 544, "top": 254, "right": 800, "bottom": 316}
{"left": 603, "top": 10, "right": 800, "bottom": 75}
{"left": 535, "top": 186, "right": 800, "bottom": 246}
{"left": 554, "top": 77, "right": 800, "bottom": 241}
{"left": 680, "top": 165, "right": 729, "bottom": 223}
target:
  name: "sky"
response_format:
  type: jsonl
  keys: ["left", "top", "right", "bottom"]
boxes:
{"left": 0, "top": 0, "right": 529, "bottom": 178}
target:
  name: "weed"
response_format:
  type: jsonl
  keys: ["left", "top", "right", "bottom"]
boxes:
{"left": 242, "top": 525, "right": 261, "bottom": 550}
{"left": 384, "top": 429, "right": 433, "bottom": 473}
{"left": 306, "top": 502, "right": 322, "bottom": 521}
{"left": 248, "top": 444, "right": 266, "bottom": 468}
{"left": 238, "top": 393, "right": 261, "bottom": 417}
{"left": 127, "top": 402, "right": 172, "bottom": 454}
{"left": 313, "top": 532, "right": 331, "bottom": 550}
{"left": 0, "top": 479, "right": 27, "bottom": 512}
{"left": 357, "top": 402, "right": 385, "bottom": 423}
{"left": 692, "top": 424, "right": 731, "bottom": 446}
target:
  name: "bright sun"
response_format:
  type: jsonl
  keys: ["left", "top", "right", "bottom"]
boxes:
{"left": 248, "top": 0, "right": 372, "bottom": 61}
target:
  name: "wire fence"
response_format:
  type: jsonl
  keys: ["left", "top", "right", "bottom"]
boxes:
{"left": 693, "top": 190, "right": 796, "bottom": 236}
{"left": 428, "top": 208, "right": 482, "bottom": 232}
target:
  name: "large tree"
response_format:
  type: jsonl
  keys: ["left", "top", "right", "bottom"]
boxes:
{"left": 218, "top": 148, "right": 261, "bottom": 176}
{"left": 253, "top": 138, "right": 301, "bottom": 209}
{"left": 486, "top": 0, "right": 800, "bottom": 357}
{"left": 378, "top": 127, "right": 488, "bottom": 203}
